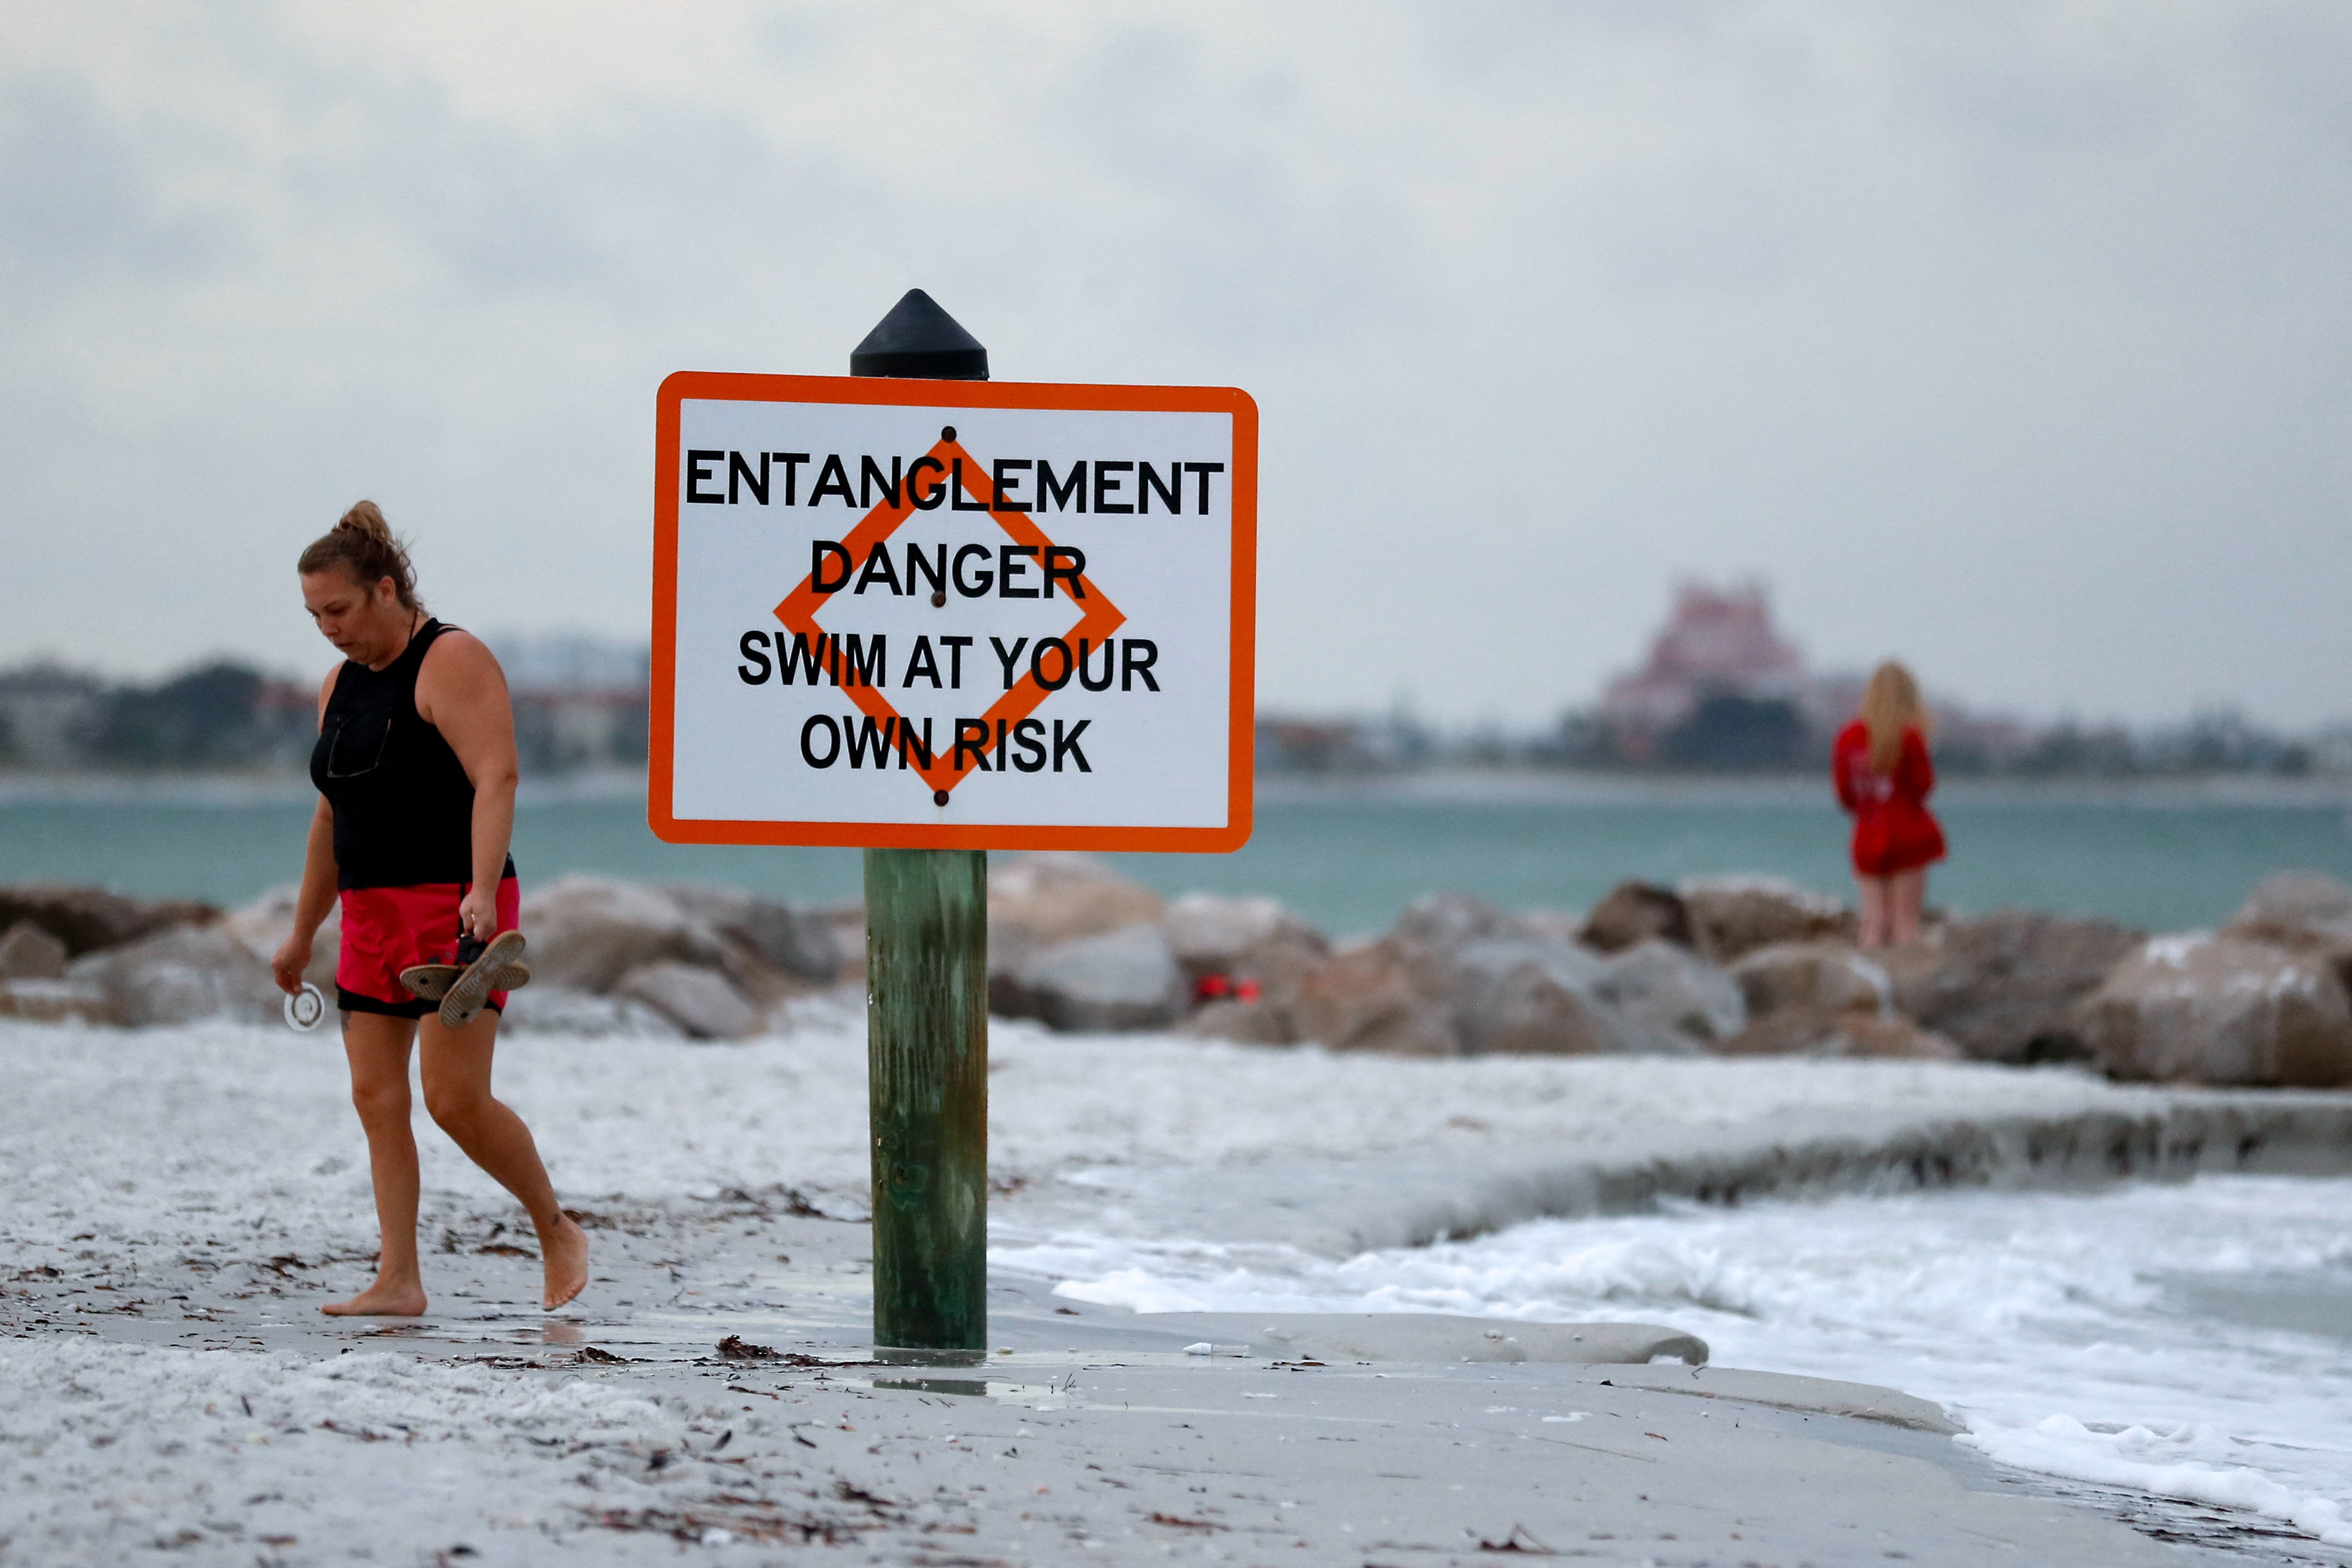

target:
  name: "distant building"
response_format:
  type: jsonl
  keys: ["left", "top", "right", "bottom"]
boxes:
{"left": 490, "top": 634, "right": 652, "bottom": 695}
{"left": 1254, "top": 705, "right": 1435, "bottom": 776}
{"left": 1600, "top": 581, "right": 1806, "bottom": 734}
{"left": 0, "top": 635, "right": 654, "bottom": 777}
{"left": 1580, "top": 582, "right": 2094, "bottom": 774}
{"left": 1597, "top": 581, "right": 1813, "bottom": 764}
{"left": 491, "top": 634, "right": 651, "bottom": 774}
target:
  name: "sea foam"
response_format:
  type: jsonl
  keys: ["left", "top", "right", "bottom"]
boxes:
{"left": 993, "top": 1175, "right": 2352, "bottom": 1548}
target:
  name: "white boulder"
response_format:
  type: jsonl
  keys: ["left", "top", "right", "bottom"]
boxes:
{"left": 1680, "top": 876, "right": 1851, "bottom": 963}
{"left": 2074, "top": 933, "right": 2352, "bottom": 1087}
{"left": 2222, "top": 871, "right": 2352, "bottom": 991}
{"left": 221, "top": 886, "right": 341, "bottom": 991}
{"left": 1595, "top": 939, "right": 1745, "bottom": 1048}
{"left": 991, "top": 923, "right": 1185, "bottom": 1032}
{"left": 68, "top": 926, "right": 282, "bottom": 1027}
{"left": 662, "top": 883, "right": 846, "bottom": 982}
{"left": 1450, "top": 938, "right": 1637, "bottom": 1056}
{"left": 1729, "top": 940, "right": 1891, "bottom": 1021}
{"left": 519, "top": 875, "right": 730, "bottom": 993}
{"left": 497, "top": 984, "right": 684, "bottom": 1039}
{"left": 1287, "top": 939, "right": 1457, "bottom": 1056}
{"left": 615, "top": 961, "right": 763, "bottom": 1040}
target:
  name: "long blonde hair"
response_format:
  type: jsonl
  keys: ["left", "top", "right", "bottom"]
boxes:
{"left": 1859, "top": 661, "right": 1931, "bottom": 774}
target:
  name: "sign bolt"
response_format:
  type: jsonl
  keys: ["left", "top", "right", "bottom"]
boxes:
{"left": 941, "top": 425, "right": 956, "bottom": 441}
{"left": 932, "top": 789, "right": 950, "bottom": 807}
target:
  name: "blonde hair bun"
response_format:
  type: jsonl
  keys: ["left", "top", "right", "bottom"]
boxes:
{"left": 334, "top": 500, "right": 396, "bottom": 542}
{"left": 299, "top": 500, "right": 421, "bottom": 611}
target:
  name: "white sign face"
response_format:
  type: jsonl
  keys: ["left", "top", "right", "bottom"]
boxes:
{"left": 651, "top": 374, "right": 1258, "bottom": 851}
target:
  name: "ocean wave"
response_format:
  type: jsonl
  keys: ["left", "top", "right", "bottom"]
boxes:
{"left": 992, "top": 1176, "right": 2352, "bottom": 1551}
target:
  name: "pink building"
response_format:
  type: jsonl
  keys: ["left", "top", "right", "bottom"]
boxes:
{"left": 1600, "top": 581, "right": 1807, "bottom": 736}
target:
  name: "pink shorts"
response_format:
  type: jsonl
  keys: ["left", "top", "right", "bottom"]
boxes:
{"left": 336, "top": 877, "right": 521, "bottom": 1019}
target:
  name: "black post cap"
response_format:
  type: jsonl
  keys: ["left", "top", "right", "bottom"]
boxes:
{"left": 849, "top": 289, "right": 989, "bottom": 381}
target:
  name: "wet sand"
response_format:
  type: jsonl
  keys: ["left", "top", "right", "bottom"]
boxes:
{"left": 14, "top": 1204, "right": 2324, "bottom": 1565}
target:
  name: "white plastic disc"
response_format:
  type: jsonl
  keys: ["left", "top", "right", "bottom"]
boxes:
{"left": 284, "top": 982, "right": 326, "bottom": 1031}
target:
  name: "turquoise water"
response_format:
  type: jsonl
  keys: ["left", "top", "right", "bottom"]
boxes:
{"left": 3, "top": 775, "right": 2346, "bottom": 935}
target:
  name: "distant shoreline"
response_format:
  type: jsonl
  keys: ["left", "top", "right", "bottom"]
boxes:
{"left": 3, "top": 764, "right": 2348, "bottom": 811}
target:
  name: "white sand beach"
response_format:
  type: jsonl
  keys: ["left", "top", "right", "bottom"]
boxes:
{"left": 5, "top": 1010, "right": 2350, "bottom": 1564}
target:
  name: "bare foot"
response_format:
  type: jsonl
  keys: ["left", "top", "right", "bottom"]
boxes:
{"left": 321, "top": 1280, "right": 428, "bottom": 1317}
{"left": 540, "top": 1215, "right": 590, "bottom": 1311}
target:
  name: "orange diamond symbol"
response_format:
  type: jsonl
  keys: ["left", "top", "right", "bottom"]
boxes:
{"left": 771, "top": 435, "right": 1126, "bottom": 801}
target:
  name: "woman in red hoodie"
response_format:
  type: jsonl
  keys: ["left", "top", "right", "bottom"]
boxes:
{"left": 1833, "top": 662, "right": 1946, "bottom": 948}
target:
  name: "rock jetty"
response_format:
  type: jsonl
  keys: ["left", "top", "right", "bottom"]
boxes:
{"left": 3, "top": 858, "right": 2349, "bottom": 1087}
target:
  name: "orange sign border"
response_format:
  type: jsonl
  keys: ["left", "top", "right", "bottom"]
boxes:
{"left": 650, "top": 371, "right": 1258, "bottom": 853}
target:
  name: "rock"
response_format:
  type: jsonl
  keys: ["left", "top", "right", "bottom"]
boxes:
{"left": 2222, "top": 871, "right": 2352, "bottom": 991}
{"left": 0, "top": 883, "right": 219, "bottom": 958}
{"left": 1177, "top": 996, "right": 1296, "bottom": 1046}
{"left": 498, "top": 984, "right": 685, "bottom": 1039}
{"left": 519, "top": 875, "right": 730, "bottom": 992}
{"left": 0, "top": 920, "right": 69, "bottom": 981}
{"left": 1718, "top": 1008, "right": 1961, "bottom": 1059}
{"left": 1164, "top": 893, "right": 1330, "bottom": 988}
{"left": 67, "top": 925, "right": 281, "bottom": 1027}
{"left": 1165, "top": 893, "right": 1328, "bottom": 1046}
{"left": 1287, "top": 894, "right": 1521, "bottom": 1056}
{"left": 2232, "top": 869, "right": 2352, "bottom": 930}
{"left": 1389, "top": 891, "right": 1522, "bottom": 954}
{"left": 1289, "top": 940, "right": 1457, "bottom": 1056}
{"left": 663, "top": 883, "right": 846, "bottom": 983}
{"left": 819, "top": 903, "right": 868, "bottom": 985}
{"left": 991, "top": 923, "right": 1185, "bottom": 1032}
{"left": 2073, "top": 933, "right": 2352, "bottom": 1087}
{"left": 221, "top": 886, "right": 342, "bottom": 991}
{"left": 1730, "top": 940, "right": 1891, "bottom": 1020}
{"left": 1451, "top": 937, "right": 1635, "bottom": 1055}
{"left": 1679, "top": 876, "right": 1851, "bottom": 963}
{"left": 1293, "top": 895, "right": 1676, "bottom": 1057}
{"left": 1594, "top": 939, "right": 1745, "bottom": 1047}
{"left": 1579, "top": 881, "right": 1696, "bottom": 954}
{"left": 1384, "top": 892, "right": 1537, "bottom": 1000}
{"left": 1517, "top": 908, "right": 1588, "bottom": 947}
{"left": 0, "top": 978, "right": 111, "bottom": 1024}
{"left": 1885, "top": 911, "right": 2141, "bottom": 1064}
{"left": 987, "top": 853, "right": 1163, "bottom": 960}
{"left": 616, "top": 962, "right": 762, "bottom": 1040}
{"left": 1162, "top": 893, "right": 1331, "bottom": 1044}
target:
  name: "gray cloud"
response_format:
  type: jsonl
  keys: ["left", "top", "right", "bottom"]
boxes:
{"left": 0, "top": 76, "right": 238, "bottom": 291}
{"left": 1, "top": 1, "right": 2348, "bottom": 727}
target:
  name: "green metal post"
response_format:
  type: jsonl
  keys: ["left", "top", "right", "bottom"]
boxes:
{"left": 852, "top": 289, "right": 993, "bottom": 1353}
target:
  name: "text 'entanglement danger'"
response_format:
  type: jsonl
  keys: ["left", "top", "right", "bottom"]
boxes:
{"left": 704, "top": 445, "right": 1226, "bottom": 782}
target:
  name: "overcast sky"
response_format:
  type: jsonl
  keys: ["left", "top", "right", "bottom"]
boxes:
{"left": 3, "top": 1, "right": 2347, "bottom": 727}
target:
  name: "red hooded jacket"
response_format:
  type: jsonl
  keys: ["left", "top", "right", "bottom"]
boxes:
{"left": 1833, "top": 721, "right": 1947, "bottom": 876}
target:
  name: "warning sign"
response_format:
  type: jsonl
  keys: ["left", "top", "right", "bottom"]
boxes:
{"left": 650, "top": 374, "right": 1259, "bottom": 851}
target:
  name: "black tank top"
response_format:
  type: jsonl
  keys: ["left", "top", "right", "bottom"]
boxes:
{"left": 310, "top": 619, "right": 515, "bottom": 891}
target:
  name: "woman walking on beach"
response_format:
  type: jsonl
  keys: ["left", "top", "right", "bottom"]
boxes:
{"left": 1833, "top": 661, "right": 1947, "bottom": 949}
{"left": 268, "top": 502, "right": 587, "bottom": 1316}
